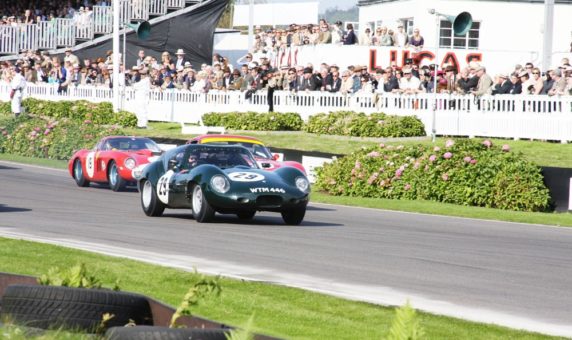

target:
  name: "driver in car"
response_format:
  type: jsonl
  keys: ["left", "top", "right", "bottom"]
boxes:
{"left": 188, "top": 153, "right": 199, "bottom": 167}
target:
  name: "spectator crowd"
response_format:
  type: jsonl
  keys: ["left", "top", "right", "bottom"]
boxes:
{"left": 0, "top": 0, "right": 107, "bottom": 26}
{"left": 1, "top": 13, "right": 571, "bottom": 97}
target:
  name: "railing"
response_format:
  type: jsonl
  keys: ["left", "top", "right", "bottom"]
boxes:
{"left": 0, "top": 26, "right": 19, "bottom": 55}
{"left": 130, "top": 0, "right": 150, "bottom": 21}
{"left": 1, "top": 82, "right": 571, "bottom": 142}
{"left": 17, "top": 24, "right": 39, "bottom": 52}
{"left": 167, "top": 0, "right": 186, "bottom": 9}
{"left": 75, "top": 13, "right": 95, "bottom": 40}
{"left": 37, "top": 21, "right": 57, "bottom": 50}
{"left": 149, "top": 0, "right": 168, "bottom": 15}
{"left": 55, "top": 18, "right": 76, "bottom": 47}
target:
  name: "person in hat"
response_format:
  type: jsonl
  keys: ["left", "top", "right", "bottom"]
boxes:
{"left": 492, "top": 73, "right": 512, "bottom": 95}
{"left": 470, "top": 66, "right": 493, "bottom": 96}
{"left": 175, "top": 49, "right": 190, "bottom": 70}
{"left": 10, "top": 66, "right": 26, "bottom": 117}
{"left": 300, "top": 67, "right": 319, "bottom": 91}
{"left": 132, "top": 68, "right": 150, "bottom": 129}
{"left": 64, "top": 48, "right": 79, "bottom": 66}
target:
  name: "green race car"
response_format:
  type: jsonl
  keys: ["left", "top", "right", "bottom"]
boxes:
{"left": 135, "top": 144, "right": 310, "bottom": 225}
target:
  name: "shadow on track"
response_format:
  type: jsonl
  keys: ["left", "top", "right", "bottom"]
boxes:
{"left": 160, "top": 213, "right": 343, "bottom": 228}
{"left": 0, "top": 204, "right": 32, "bottom": 213}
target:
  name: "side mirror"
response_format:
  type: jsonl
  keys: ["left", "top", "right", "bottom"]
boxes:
{"left": 168, "top": 159, "right": 178, "bottom": 170}
{"left": 272, "top": 153, "right": 279, "bottom": 161}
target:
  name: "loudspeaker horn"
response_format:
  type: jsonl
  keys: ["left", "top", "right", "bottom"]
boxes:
{"left": 126, "top": 21, "right": 151, "bottom": 40}
{"left": 445, "top": 11, "right": 473, "bottom": 36}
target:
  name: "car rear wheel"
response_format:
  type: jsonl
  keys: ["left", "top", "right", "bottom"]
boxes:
{"left": 73, "top": 159, "right": 90, "bottom": 187}
{"left": 108, "top": 161, "right": 126, "bottom": 192}
{"left": 191, "top": 184, "right": 215, "bottom": 223}
{"left": 141, "top": 179, "right": 165, "bottom": 217}
{"left": 281, "top": 208, "right": 306, "bottom": 225}
{"left": 236, "top": 211, "right": 256, "bottom": 220}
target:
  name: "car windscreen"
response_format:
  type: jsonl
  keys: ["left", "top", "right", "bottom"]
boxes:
{"left": 106, "top": 137, "right": 162, "bottom": 152}
{"left": 185, "top": 146, "right": 258, "bottom": 169}
{"left": 202, "top": 141, "right": 272, "bottom": 159}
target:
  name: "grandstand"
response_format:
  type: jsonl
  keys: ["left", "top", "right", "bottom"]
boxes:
{"left": 0, "top": 0, "right": 205, "bottom": 57}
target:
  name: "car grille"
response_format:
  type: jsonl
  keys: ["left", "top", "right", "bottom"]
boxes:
{"left": 256, "top": 195, "right": 283, "bottom": 208}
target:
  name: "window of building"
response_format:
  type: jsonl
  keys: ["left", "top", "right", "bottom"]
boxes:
{"left": 439, "top": 20, "right": 480, "bottom": 50}
{"left": 403, "top": 18, "right": 414, "bottom": 35}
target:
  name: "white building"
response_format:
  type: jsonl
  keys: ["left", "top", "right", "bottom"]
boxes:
{"left": 358, "top": 0, "right": 572, "bottom": 73}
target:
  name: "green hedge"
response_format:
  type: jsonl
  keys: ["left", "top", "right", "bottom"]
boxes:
{"left": 0, "top": 115, "right": 124, "bottom": 160}
{"left": 202, "top": 111, "right": 303, "bottom": 131}
{"left": 303, "top": 111, "right": 426, "bottom": 137}
{"left": 201, "top": 111, "right": 426, "bottom": 138}
{"left": 316, "top": 139, "right": 551, "bottom": 212}
{"left": 0, "top": 98, "right": 137, "bottom": 128}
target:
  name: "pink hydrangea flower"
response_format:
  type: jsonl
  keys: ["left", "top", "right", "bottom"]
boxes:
{"left": 404, "top": 183, "right": 411, "bottom": 191}
{"left": 470, "top": 159, "right": 477, "bottom": 165}
{"left": 44, "top": 129, "right": 51, "bottom": 135}
{"left": 443, "top": 152, "right": 453, "bottom": 159}
{"left": 429, "top": 155, "right": 437, "bottom": 162}
{"left": 84, "top": 119, "right": 92, "bottom": 124}
{"left": 442, "top": 173, "right": 449, "bottom": 181}
{"left": 355, "top": 161, "right": 361, "bottom": 169}
{"left": 395, "top": 169, "right": 403, "bottom": 178}
{"left": 367, "top": 172, "right": 379, "bottom": 185}
{"left": 34, "top": 127, "right": 41, "bottom": 132}
{"left": 483, "top": 140, "right": 492, "bottom": 148}
{"left": 379, "top": 143, "right": 385, "bottom": 148}
{"left": 379, "top": 179, "right": 386, "bottom": 187}
{"left": 502, "top": 144, "right": 510, "bottom": 152}
{"left": 463, "top": 156, "right": 472, "bottom": 163}
{"left": 433, "top": 146, "right": 441, "bottom": 152}
{"left": 445, "top": 139, "right": 455, "bottom": 148}
{"left": 413, "top": 162, "right": 421, "bottom": 169}
{"left": 367, "top": 151, "right": 380, "bottom": 158}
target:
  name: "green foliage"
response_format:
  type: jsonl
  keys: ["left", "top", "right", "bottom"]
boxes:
{"left": 0, "top": 115, "right": 124, "bottom": 160}
{"left": 226, "top": 314, "right": 255, "bottom": 340}
{"left": 201, "top": 112, "right": 303, "bottom": 131}
{"left": 316, "top": 139, "right": 551, "bottom": 212}
{"left": 170, "top": 270, "right": 222, "bottom": 328}
{"left": 38, "top": 263, "right": 120, "bottom": 290}
{"left": 0, "top": 98, "right": 137, "bottom": 127}
{"left": 386, "top": 301, "right": 425, "bottom": 340}
{"left": 303, "top": 111, "right": 425, "bottom": 138}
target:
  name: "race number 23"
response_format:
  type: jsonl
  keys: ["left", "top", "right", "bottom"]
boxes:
{"left": 228, "top": 172, "right": 265, "bottom": 182}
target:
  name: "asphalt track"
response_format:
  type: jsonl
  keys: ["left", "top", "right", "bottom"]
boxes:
{"left": 1, "top": 160, "right": 571, "bottom": 337}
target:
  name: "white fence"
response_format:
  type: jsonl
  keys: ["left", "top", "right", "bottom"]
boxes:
{"left": 93, "top": 6, "right": 113, "bottom": 34}
{"left": 1, "top": 83, "right": 572, "bottom": 142}
{"left": 55, "top": 19, "right": 76, "bottom": 47}
{"left": 0, "top": 26, "right": 19, "bottom": 55}
{"left": 37, "top": 21, "right": 57, "bottom": 50}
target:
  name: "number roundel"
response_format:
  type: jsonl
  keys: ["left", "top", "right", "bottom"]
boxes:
{"left": 228, "top": 172, "right": 265, "bottom": 182}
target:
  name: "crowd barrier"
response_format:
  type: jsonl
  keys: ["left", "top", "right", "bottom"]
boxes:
{"left": 1, "top": 83, "right": 571, "bottom": 142}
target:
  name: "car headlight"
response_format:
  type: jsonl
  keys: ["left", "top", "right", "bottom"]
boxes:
{"left": 295, "top": 177, "right": 310, "bottom": 193}
{"left": 211, "top": 175, "right": 230, "bottom": 194}
{"left": 132, "top": 164, "right": 146, "bottom": 180}
{"left": 124, "top": 158, "right": 136, "bottom": 170}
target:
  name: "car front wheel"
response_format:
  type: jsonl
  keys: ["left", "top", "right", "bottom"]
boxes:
{"left": 281, "top": 208, "right": 306, "bottom": 225}
{"left": 191, "top": 184, "right": 215, "bottom": 223}
{"left": 73, "top": 159, "right": 90, "bottom": 187}
{"left": 108, "top": 161, "right": 126, "bottom": 192}
{"left": 141, "top": 179, "right": 165, "bottom": 217}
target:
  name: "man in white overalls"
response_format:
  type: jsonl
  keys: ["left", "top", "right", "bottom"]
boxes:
{"left": 10, "top": 67, "right": 26, "bottom": 117}
{"left": 132, "top": 68, "right": 150, "bottom": 128}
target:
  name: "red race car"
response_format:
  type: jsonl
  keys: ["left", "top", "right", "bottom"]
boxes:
{"left": 69, "top": 136, "right": 163, "bottom": 191}
{"left": 186, "top": 134, "right": 306, "bottom": 173}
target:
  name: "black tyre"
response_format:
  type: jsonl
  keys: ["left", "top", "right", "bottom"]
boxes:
{"left": 73, "top": 159, "right": 90, "bottom": 187}
{"left": 191, "top": 184, "right": 215, "bottom": 223}
{"left": 108, "top": 161, "right": 126, "bottom": 192}
{"left": 281, "top": 208, "right": 306, "bottom": 225}
{"left": 236, "top": 211, "right": 256, "bottom": 220}
{"left": 0, "top": 285, "right": 153, "bottom": 333}
{"left": 105, "top": 326, "right": 229, "bottom": 340}
{"left": 141, "top": 179, "right": 165, "bottom": 217}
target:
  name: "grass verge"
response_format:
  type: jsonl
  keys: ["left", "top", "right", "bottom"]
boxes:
{"left": 0, "top": 238, "right": 563, "bottom": 340}
{"left": 2, "top": 154, "right": 572, "bottom": 227}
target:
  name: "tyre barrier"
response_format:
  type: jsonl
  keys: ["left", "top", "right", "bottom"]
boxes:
{"left": 0, "top": 285, "right": 153, "bottom": 333}
{"left": 105, "top": 326, "right": 230, "bottom": 340}
{"left": 0, "top": 273, "right": 280, "bottom": 339}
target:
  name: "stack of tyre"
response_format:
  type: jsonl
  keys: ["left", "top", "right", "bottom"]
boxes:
{"left": 0, "top": 285, "right": 229, "bottom": 339}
